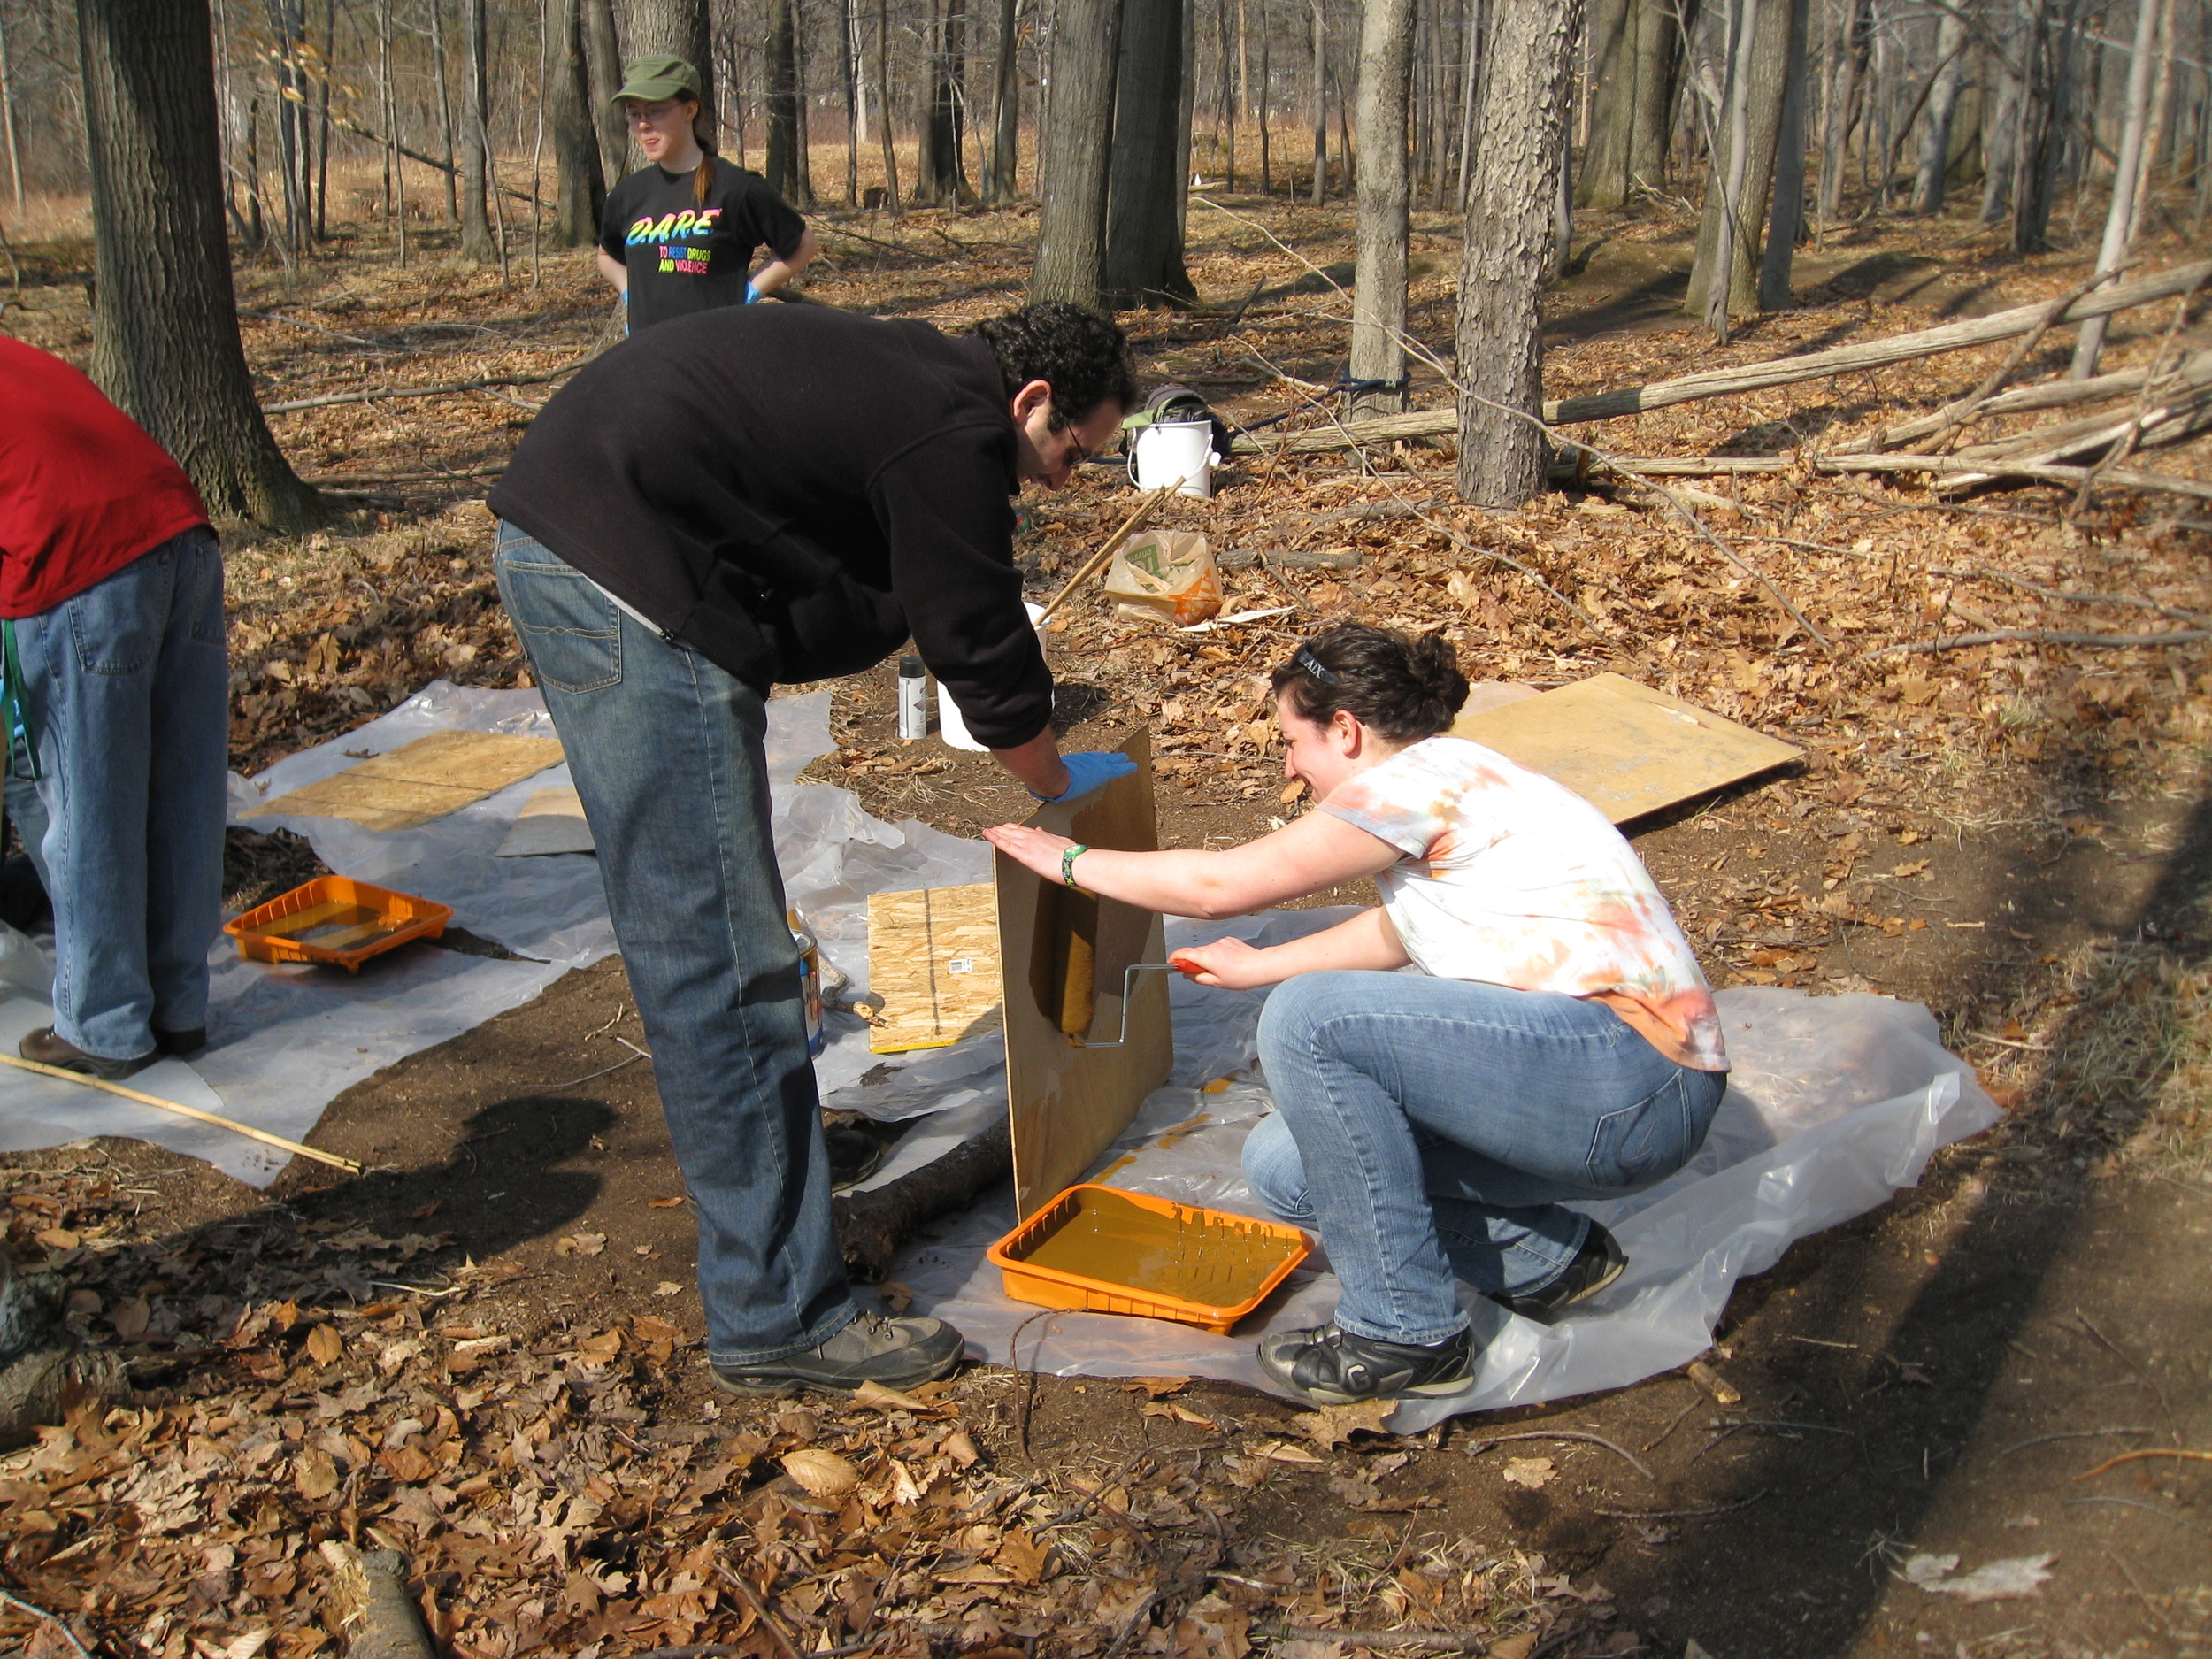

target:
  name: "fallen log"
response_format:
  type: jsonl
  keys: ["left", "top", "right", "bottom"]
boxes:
{"left": 1937, "top": 379, "right": 2212, "bottom": 492}
{"left": 1867, "top": 348, "right": 2211, "bottom": 448}
{"left": 832, "top": 1117, "right": 1011, "bottom": 1283}
{"left": 1869, "top": 627, "right": 2212, "bottom": 657}
{"left": 1225, "top": 259, "right": 2212, "bottom": 456}
{"left": 321, "top": 1542, "right": 438, "bottom": 1659}
{"left": 1567, "top": 452, "right": 2212, "bottom": 503}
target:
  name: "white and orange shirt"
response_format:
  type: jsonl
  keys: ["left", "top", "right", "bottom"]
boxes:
{"left": 1320, "top": 735, "right": 1727, "bottom": 1072}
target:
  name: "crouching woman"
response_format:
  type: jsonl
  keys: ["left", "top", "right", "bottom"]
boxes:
{"left": 984, "top": 625, "right": 1728, "bottom": 1405}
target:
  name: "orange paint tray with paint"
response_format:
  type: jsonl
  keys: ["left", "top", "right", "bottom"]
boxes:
{"left": 224, "top": 875, "right": 453, "bottom": 972}
{"left": 987, "top": 1183, "right": 1310, "bottom": 1333}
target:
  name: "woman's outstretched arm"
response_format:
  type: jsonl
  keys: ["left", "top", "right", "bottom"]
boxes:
{"left": 1171, "top": 906, "right": 1410, "bottom": 989}
{"left": 983, "top": 807, "right": 1401, "bottom": 919}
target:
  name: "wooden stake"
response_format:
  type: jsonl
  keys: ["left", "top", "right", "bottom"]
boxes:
{"left": 0, "top": 1051, "right": 363, "bottom": 1173}
{"left": 1034, "top": 487, "right": 1177, "bottom": 626}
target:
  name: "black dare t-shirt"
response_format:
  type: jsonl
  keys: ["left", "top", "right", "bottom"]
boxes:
{"left": 599, "top": 161, "right": 806, "bottom": 334}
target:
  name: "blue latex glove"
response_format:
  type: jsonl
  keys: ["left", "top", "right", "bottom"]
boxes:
{"left": 1036, "top": 750, "right": 1137, "bottom": 803}
{"left": 744, "top": 280, "right": 764, "bottom": 303}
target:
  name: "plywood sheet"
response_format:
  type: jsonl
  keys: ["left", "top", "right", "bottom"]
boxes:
{"left": 866, "top": 883, "right": 1004, "bottom": 1053}
{"left": 494, "top": 787, "right": 595, "bottom": 857}
{"left": 1450, "top": 672, "right": 1800, "bottom": 825}
{"left": 999, "top": 727, "right": 1174, "bottom": 1219}
{"left": 253, "top": 730, "right": 566, "bottom": 832}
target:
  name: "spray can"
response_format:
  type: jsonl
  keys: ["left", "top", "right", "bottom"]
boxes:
{"left": 897, "top": 655, "right": 928, "bottom": 741}
{"left": 788, "top": 910, "right": 825, "bottom": 1057}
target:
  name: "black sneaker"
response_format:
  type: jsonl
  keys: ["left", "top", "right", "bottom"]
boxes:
{"left": 710, "top": 1311, "right": 965, "bottom": 1397}
{"left": 1256, "top": 1320, "right": 1475, "bottom": 1405}
{"left": 19, "top": 1026, "right": 156, "bottom": 1081}
{"left": 1488, "top": 1222, "right": 1626, "bottom": 1325}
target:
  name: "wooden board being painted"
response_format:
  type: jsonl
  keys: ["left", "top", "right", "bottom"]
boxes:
{"left": 865, "top": 883, "right": 1003, "bottom": 1054}
{"left": 251, "top": 730, "right": 566, "bottom": 832}
{"left": 1451, "top": 672, "right": 1800, "bottom": 825}
{"left": 998, "top": 726, "right": 1173, "bottom": 1220}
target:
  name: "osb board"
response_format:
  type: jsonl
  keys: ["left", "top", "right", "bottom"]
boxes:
{"left": 1450, "top": 672, "right": 1801, "bottom": 825}
{"left": 866, "top": 884, "right": 1003, "bottom": 1053}
{"left": 495, "top": 787, "right": 595, "bottom": 857}
{"left": 252, "top": 731, "right": 566, "bottom": 833}
{"left": 998, "top": 726, "right": 1172, "bottom": 1220}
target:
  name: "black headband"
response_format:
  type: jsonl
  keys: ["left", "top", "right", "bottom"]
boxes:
{"left": 1294, "top": 647, "right": 1340, "bottom": 685}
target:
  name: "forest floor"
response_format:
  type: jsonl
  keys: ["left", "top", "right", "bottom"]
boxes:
{"left": 2, "top": 177, "right": 2211, "bottom": 1659}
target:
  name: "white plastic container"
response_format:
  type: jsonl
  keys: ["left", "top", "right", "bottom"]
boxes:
{"left": 1127, "top": 418, "right": 1219, "bottom": 500}
{"left": 938, "top": 602, "right": 1048, "bottom": 752}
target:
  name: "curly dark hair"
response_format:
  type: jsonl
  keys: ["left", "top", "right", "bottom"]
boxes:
{"left": 1270, "top": 623, "right": 1469, "bottom": 743}
{"left": 970, "top": 303, "right": 1139, "bottom": 431}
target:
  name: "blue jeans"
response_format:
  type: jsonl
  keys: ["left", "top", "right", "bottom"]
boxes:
{"left": 493, "top": 525, "right": 856, "bottom": 1365}
{"left": 3, "top": 527, "right": 227, "bottom": 1061}
{"left": 1242, "top": 971, "right": 1726, "bottom": 1345}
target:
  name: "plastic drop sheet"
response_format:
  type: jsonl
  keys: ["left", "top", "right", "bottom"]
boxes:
{"left": 888, "top": 908, "right": 2001, "bottom": 1427}
{"left": 0, "top": 679, "right": 973, "bottom": 1185}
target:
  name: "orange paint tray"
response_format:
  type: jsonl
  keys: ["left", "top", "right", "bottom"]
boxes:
{"left": 987, "top": 1183, "right": 1310, "bottom": 1334}
{"left": 224, "top": 875, "right": 453, "bottom": 972}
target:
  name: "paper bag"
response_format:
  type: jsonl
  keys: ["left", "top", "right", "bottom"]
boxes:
{"left": 1103, "top": 530, "right": 1222, "bottom": 626}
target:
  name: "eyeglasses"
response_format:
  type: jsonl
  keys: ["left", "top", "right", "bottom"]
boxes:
{"left": 626, "top": 99, "right": 688, "bottom": 126}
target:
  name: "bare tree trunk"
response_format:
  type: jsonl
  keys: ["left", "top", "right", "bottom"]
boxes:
{"left": 430, "top": 0, "right": 461, "bottom": 220}
{"left": 917, "top": 0, "right": 972, "bottom": 203}
{"left": 314, "top": 0, "right": 334, "bottom": 239}
{"left": 1104, "top": 0, "right": 1194, "bottom": 304}
{"left": 2013, "top": 0, "right": 2085, "bottom": 253}
{"left": 626, "top": 0, "right": 716, "bottom": 106}
{"left": 459, "top": 0, "right": 495, "bottom": 257}
{"left": 795, "top": 0, "right": 816, "bottom": 204}
{"left": 986, "top": 0, "right": 1021, "bottom": 199}
{"left": 76, "top": 0, "right": 323, "bottom": 527}
{"left": 1576, "top": 0, "right": 1634, "bottom": 205}
{"left": 552, "top": 0, "right": 604, "bottom": 242}
{"left": 1351, "top": 0, "right": 1413, "bottom": 415}
{"left": 1979, "top": 2, "right": 2022, "bottom": 223}
{"left": 1309, "top": 0, "right": 1326, "bottom": 203}
{"left": 1687, "top": 0, "right": 1788, "bottom": 326}
{"left": 378, "top": 0, "right": 410, "bottom": 263}
{"left": 768, "top": 0, "right": 804, "bottom": 198}
{"left": 2129, "top": 0, "right": 2177, "bottom": 242}
{"left": 1629, "top": 0, "right": 1684, "bottom": 187}
{"left": 1455, "top": 0, "right": 1577, "bottom": 506}
{"left": 1031, "top": 0, "right": 1119, "bottom": 304}
{"left": 1913, "top": 5, "right": 1967, "bottom": 211}
{"left": 1756, "top": 0, "right": 1809, "bottom": 308}
{"left": 582, "top": 0, "right": 628, "bottom": 174}
{"left": 1453, "top": 0, "right": 1484, "bottom": 205}
{"left": 0, "top": 11, "right": 22, "bottom": 212}
{"left": 877, "top": 0, "right": 902, "bottom": 213}
{"left": 1259, "top": 0, "right": 1273, "bottom": 193}
{"left": 2071, "top": 0, "right": 2160, "bottom": 376}
{"left": 1219, "top": 0, "right": 1237, "bottom": 188}
{"left": 1816, "top": 0, "right": 1868, "bottom": 229}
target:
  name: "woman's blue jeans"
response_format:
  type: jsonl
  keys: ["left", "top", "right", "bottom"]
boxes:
{"left": 494, "top": 526, "right": 857, "bottom": 1366}
{"left": 3, "top": 527, "right": 227, "bottom": 1061}
{"left": 1243, "top": 971, "right": 1726, "bottom": 1346}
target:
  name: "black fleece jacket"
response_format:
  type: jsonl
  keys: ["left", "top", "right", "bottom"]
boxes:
{"left": 489, "top": 304, "right": 1052, "bottom": 749}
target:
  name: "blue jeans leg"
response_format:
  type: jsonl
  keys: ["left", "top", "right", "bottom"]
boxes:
{"left": 493, "top": 524, "right": 857, "bottom": 1366}
{"left": 1248, "top": 971, "right": 1725, "bottom": 1345}
{"left": 4, "top": 528, "right": 227, "bottom": 1059}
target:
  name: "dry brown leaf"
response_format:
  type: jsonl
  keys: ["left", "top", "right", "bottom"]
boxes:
{"left": 649, "top": 1195, "right": 687, "bottom": 1208}
{"left": 1291, "top": 1397, "right": 1396, "bottom": 1448}
{"left": 1141, "top": 1401, "right": 1220, "bottom": 1429}
{"left": 1488, "top": 1637, "right": 1539, "bottom": 1659}
{"left": 1501, "top": 1456, "right": 1556, "bottom": 1489}
{"left": 1124, "top": 1376, "right": 1192, "bottom": 1399}
{"left": 850, "top": 1379, "right": 931, "bottom": 1413}
{"left": 781, "top": 1448, "right": 861, "bottom": 1498}
{"left": 304, "top": 1324, "right": 343, "bottom": 1367}
{"left": 555, "top": 1232, "right": 608, "bottom": 1256}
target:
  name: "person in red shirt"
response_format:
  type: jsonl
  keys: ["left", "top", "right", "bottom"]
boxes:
{"left": 0, "top": 340, "right": 228, "bottom": 1079}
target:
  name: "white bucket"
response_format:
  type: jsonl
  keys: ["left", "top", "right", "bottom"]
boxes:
{"left": 1127, "top": 418, "right": 1219, "bottom": 500}
{"left": 938, "top": 602, "right": 1047, "bottom": 752}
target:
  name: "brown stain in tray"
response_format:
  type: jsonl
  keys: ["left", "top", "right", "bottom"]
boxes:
{"left": 1016, "top": 1187, "right": 1302, "bottom": 1309}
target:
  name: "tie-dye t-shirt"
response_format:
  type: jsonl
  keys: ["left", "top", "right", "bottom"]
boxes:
{"left": 1320, "top": 735, "right": 1727, "bottom": 1071}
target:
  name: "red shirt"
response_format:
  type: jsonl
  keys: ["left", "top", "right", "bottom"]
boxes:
{"left": 0, "top": 339, "right": 210, "bottom": 618}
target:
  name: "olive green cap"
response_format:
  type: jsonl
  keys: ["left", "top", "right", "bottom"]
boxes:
{"left": 610, "top": 55, "right": 702, "bottom": 107}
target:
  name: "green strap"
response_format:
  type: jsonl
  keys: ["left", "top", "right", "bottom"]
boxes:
{"left": 3, "top": 618, "right": 39, "bottom": 782}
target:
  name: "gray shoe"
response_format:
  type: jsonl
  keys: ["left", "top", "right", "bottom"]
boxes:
{"left": 710, "top": 1311, "right": 965, "bottom": 1396}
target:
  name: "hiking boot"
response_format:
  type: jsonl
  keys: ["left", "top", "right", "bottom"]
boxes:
{"left": 1489, "top": 1222, "right": 1626, "bottom": 1325}
{"left": 1256, "top": 1320, "right": 1474, "bottom": 1406}
{"left": 155, "top": 1027, "right": 207, "bottom": 1057}
{"left": 710, "top": 1311, "right": 965, "bottom": 1397}
{"left": 19, "top": 1026, "right": 157, "bottom": 1081}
